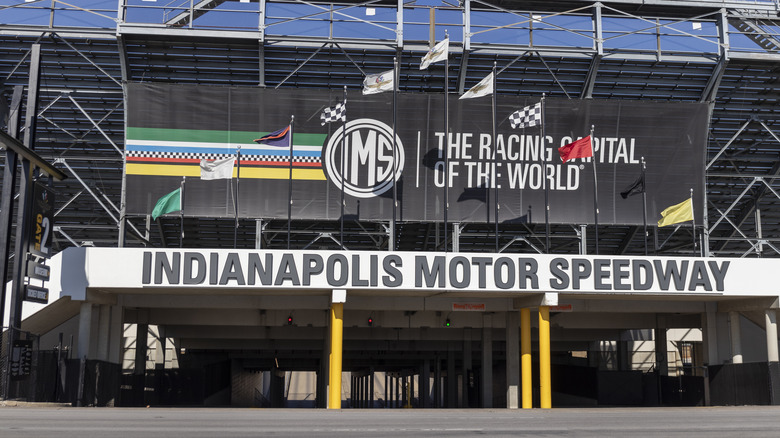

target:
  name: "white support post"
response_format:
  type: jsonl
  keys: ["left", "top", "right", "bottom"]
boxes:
{"left": 766, "top": 309, "right": 779, "bottom": 363}
{"left": 96, "top": 304, "right": 111, "bottom": 361}
{"left": 463, "top": 0, "right": 471, "bottom": 51}
{"left": 77, "top": 302, "right": 94, "bottom": 360}
{"left": 396, "top": 0, "right": 403, "bottom": 48}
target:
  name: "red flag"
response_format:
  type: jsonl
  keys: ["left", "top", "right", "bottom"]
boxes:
{"left": 558, "top": 136, "right": 593, "bottom": 163}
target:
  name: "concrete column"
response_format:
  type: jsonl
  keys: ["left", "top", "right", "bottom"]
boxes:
{"left": 506, "top": 311, "right": 520, "bottom": 409}
{"left": 655, "top": 316, "right": 668, "bottom": 376}
{"left": 482, "top": 314, "right": 493, "bottom": 408}
{"left": 384, "top": 373, "right": 389, "bottom": 408}
{"left": 421, "top": 359, "right": 430, "bottom": 408}
{"left": 401, "top": 375, "right": 409, "bottom": 408}
{"left": 108, "top": 305, "right": 123, "bottom": 365}
{"left": 395, "top": 373, "right": 401, "bottom": 408}
{"left": 77, "top": 303, "right": 93, "bottom": 360}
{"left": 462, "top": 329, "right": 471, "bottom": 408}
{"left": 350, "top": 375, "right": 355, "bottom": 408}
{"left": 703, "top": 302, "right": 719, "bottom": 366}
{"left": 729, "top": 311, "right": 743, "bottom": 364}
{"left": 447, "top": 342, "right": 456, "bottom": 407}
{"left": 96, "top": 305, "right": 111, "bottom": 362}
{"left": 363, "top": 375, "right": 367, "bottom": 408}
{"left": 154, "top": 328, "right": 166, "bottom": 369}
{"left": 434, "top": 357, "right": 441, "bottom": 407}
{"left": 616, "top": 335, "right": 630, "bottom": 371}
{"left": 369, "top": 368, "right": 375, "bottom": 408}
{"left": 134, "top": 322, "right": 148, "bottom": 375}
{"left": 76, "top": 302, "right": 94, "bottom": 407}
{"left": 700, "top": 312, "right": 711, "bottom": 406}
{"left": 766, "top": 310, "right": 779, "bottom": 363}
{"left": 317, "top": 340, "right": 329, "bottom": 408}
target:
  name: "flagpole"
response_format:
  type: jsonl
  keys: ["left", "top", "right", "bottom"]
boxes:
{"left": 444, "top": 30, "right": 449, "bottom": 253}
{"left": 392, "top": 57, "right": 398, "bottom": 252}
{"left": 492, "top": 62, "right": 498, "bottom": 252}
{"left": 233, "top": 146, "right": 241, "bottom": 248}
{"left": 690, "top": 187, "right": 696, "bottom": 256}
{"left": 541, "top": 94, "right": 550, "bottom": 253}
{"left": 590, "top": 125, "right": 599, "bottom": 255}
{"left": 340, "top": 85, "right": 347, "bottom": 249}
{"left": 641, "top": 156, "right": 648, "bottom": 256}
{"left": 180, "top": 176, "right": 185, "bottom": 248}
{"left": 288, "top": 116, "right": 294, "bottom": 250}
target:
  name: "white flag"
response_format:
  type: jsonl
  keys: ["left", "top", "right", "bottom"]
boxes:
{"left": 420, "top": 38, "right": 449, "bottom": 70}
{"left": 362, "top": 69, "right": 394, "bottom": 95}
{"left": 200, "top": 157, "right": 235, "bottom": 180}
{"left": 460, "top": 72, "right": 494, "bottom": 100}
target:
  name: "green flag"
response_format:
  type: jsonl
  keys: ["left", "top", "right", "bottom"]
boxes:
{"left": 152, "top": 188, "right": 181, "bottom": 220}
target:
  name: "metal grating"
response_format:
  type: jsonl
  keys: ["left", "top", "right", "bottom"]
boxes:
{"left": 1, "top": 0, "right": 780, "bottom": 257}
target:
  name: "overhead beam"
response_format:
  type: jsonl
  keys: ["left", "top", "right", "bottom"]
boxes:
{"left": 0, "top": 130, "right": 66, "bottom": 181}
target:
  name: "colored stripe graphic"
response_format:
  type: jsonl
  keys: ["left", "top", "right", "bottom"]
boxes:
{"left": 125, "top": 128, "right": 327, "bottom": 180}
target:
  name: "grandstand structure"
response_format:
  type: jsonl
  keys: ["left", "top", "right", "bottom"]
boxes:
{"left": 4, "top": 0, "right": 780, "bottom": 409}
{"left": 1, "top": 0, "right": 779, "bottom": 256}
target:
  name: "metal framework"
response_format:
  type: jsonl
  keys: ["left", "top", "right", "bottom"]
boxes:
{"left": 2, "top": 0, "right": 780, "bottom": 257}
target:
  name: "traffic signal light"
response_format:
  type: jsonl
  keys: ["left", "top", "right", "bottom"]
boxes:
{"left": 444, "top": 318, "right": 451, "bottom": 327}
{"left": 367, "top": 316, "right": 373, "bottom": 326}
{"left": 287, "top": 315, "right": 293, "bottom": 325}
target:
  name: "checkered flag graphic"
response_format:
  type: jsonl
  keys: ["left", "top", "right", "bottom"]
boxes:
{"left": 508, "top": 102, "right": 542, "bottom": 129}
{"left": 321, "top": 100, "right": 347, "bottom": 125}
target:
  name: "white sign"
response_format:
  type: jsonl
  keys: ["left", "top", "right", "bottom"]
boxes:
{"left": 71, "top": 248, "right": 780, "bottom": 297}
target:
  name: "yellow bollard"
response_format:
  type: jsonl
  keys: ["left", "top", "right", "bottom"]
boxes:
{"left": 521, "top": 307, "right": 532, "bottom": 409}
{"left": 539, "top": 306, "right": 551, "bottom": 409}
{"left": 328, "top": 302, "right": 344, "bottom": 409}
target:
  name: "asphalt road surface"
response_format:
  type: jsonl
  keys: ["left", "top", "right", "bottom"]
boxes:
{"left": 1, "top": 406, "right": 780, "bottom": 437}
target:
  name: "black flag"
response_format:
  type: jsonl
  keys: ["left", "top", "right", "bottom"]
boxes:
{"left": 621, "top": 174, "right": 645, "bottom": 199}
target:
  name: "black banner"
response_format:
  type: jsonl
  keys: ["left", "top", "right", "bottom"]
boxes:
{"left": 125, "top": 83, "right": 708, "bottom": 225}
{"left": 29, "top": 181, "right": 55, "bottom": 258}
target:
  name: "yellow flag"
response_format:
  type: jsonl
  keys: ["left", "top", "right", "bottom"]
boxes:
{"left": 658, "top": 198, "right": 693, "bottom": 227}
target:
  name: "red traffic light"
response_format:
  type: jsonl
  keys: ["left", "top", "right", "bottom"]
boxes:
{"left": 287, "top": 315, "right": 293, "bottom": 325}
{"left": 367, "top": 317, "right": 373, "bottom": 326}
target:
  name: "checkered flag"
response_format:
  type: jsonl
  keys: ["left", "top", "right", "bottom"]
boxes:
{"left": 508, "top": 102, "right": 542, "bottom": 129}
{"left": 321, "top": 100, "right": 347, "bottom": 125}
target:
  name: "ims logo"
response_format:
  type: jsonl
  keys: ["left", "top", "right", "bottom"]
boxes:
{"left": 323, "top": 118, "right": 405, "bottom": 198}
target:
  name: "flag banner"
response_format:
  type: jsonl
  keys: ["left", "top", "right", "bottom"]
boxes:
{"left": 509, "top": 102, "right": 542, "bottom": 129}
{"left": 254, "top": 125, "right": 291, "bottom": 148}
{"left": 558, "top": 136, "right": 593, "bottom": 163}
{"left": 200, "top": 157, "right": 235, "bottom": 180}
{"left": 420, "top": 38, "right": 449, "bottom": 70}
{"left": 151, "top": 187, "right": 181, "bottom": 220}
{"left": 126, "top": 83, "right": 708, "bottom": 225}
{"left": 460, "top": 72, "right": 494, "bottom": 100}
{"left": 321, "top": 100, "right": 346, "bottom": 125}
{"left": 363, "top": 70, "right": 394, "bottom": 95}
{"left": 621, "top": 174, "right": 645, "bottom": 199}
{"left": 658, "top": 198, "right": 693, "bottom": 227}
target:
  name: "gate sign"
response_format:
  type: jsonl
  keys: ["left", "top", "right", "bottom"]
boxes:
{"left": 24, "top": 284, "right": 49, "bottom": 304}
{"left": 10, "top": 339, "right": 33, "bottom": 380}
{"left": 29, "top": 181, "right": 55, "bottom": 258}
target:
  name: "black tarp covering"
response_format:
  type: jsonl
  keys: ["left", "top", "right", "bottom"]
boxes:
{"left": 125, "top": 83, "right": 708, "bottom": 225}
